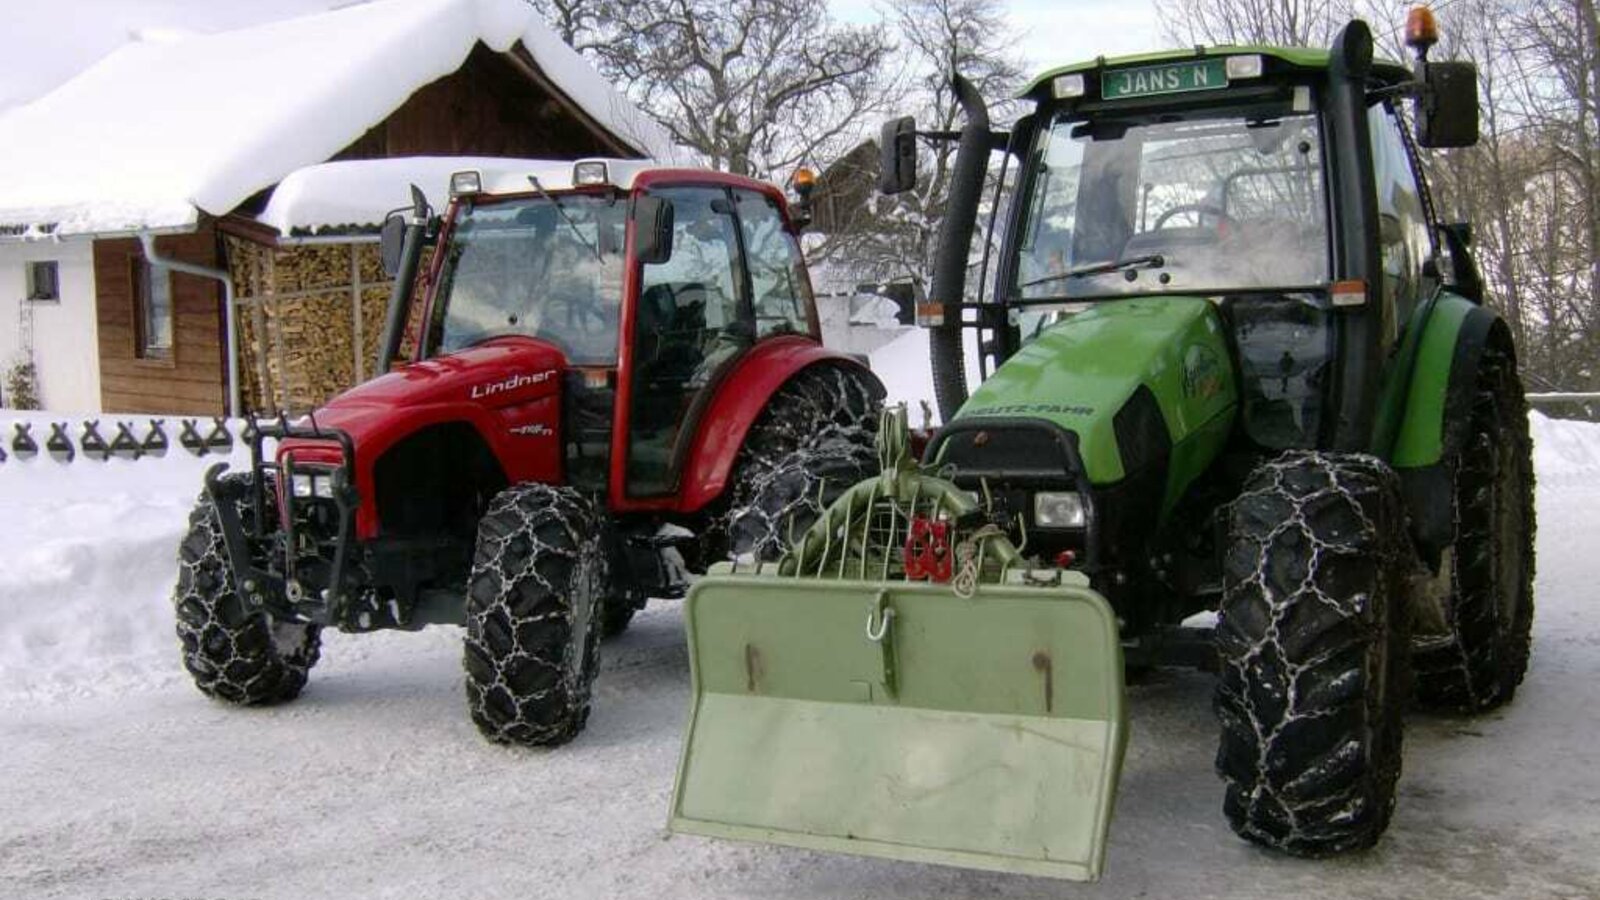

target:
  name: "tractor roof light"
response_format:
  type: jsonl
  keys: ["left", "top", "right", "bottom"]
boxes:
{"left": 449, "top": 170, "right": 482, "bottom": 197}
{"left": 793, "top": 166, "right": 816, "bottom": 195}
{"left": 1405, "top": 5, "right": 1440, "bottom": 52}
{"left": 573, "top": 160, "right": 610, "bottom": 186}
{"left": 1052, "top": 73, "right": 1086, "bottom": 99}
{"left": 1225, "top": 54, "right": 1263, "bottom": 80}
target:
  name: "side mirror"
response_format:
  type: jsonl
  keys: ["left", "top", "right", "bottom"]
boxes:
{"left": 380, "top": 185, "right": 431, "bottom": 278}
{"left": 1415, "top": 61, "right": 1479, "bottom": 148}
{"left": 379, "top": 212, "right": 405, "bottom": 278}
{"left": 633, "top": 194, "right": 675, "bottom": 265}
{"left": 878, "top": 116, "right": 918, "bottom": 195}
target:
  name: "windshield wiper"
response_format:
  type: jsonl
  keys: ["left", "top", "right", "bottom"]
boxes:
{"left": 1018, "top": 254, "right": 1165, "bottom": 291}
{"left": 527, "top": 176, "right": 603, "bottom": 262}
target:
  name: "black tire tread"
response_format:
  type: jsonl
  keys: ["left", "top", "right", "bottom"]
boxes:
{"left": 173, "top": 473, "right": 321, "bottom": 706}
{"left": 1412, "top": 341, "right": 1536, "bottom": 712}
{"left": 462, "top": 484, "right": 603, "bottom": 746}
{"left": 715, "top": 364, "right": 882, "bottom": 562}
{"left": 1215, "top": 451, "right": 1412, "bottom": 856}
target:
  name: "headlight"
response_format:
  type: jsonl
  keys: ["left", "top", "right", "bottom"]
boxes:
{"left": 290, "top": 470, "right": 336, "bottom": 499}
{"left": 1034, "top": 491, "right": 1086, "bottom": 528}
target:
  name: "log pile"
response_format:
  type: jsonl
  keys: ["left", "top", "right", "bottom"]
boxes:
{"left": 225, "top": 236, "right": 408, "bottom": 415}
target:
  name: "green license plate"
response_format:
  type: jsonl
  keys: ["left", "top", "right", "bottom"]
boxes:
{"left": 1102, "top": 59, "right": 1228, "bottom": 100}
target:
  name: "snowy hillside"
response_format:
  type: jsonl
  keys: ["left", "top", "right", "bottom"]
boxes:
{"left": 1, "top": 407, "right": 1598, "bottom": 898}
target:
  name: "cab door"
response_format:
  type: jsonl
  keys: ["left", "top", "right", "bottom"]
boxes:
{"left": 616, "top": 183, "right": 815, "bottom": 503}
{"left": 619, "top": 185, "right": 752, "bottom": 499}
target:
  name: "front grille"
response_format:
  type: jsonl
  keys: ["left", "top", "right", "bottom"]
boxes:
{"left": 929, "top": 419, "right": 1081, "bottom": 485}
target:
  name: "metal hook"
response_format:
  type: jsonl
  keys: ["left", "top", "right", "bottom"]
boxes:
{"left": 865, "top": 604, "right": 895, "bottom": 642}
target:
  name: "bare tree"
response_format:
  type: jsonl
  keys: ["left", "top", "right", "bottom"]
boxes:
{"left": 532, "top": 0, "right": 894, "bottom": 180}
{"left": 814, "top": 0, "right": 1024, "bottom": 289}
{"left": 1159, "top": 0, "right": 1358, "bottom": 46}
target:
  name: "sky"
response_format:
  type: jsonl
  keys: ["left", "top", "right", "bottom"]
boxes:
{"left": 0, "top": 0, "right": 1163, "bottom": 114}
{"left": 829, "top": 0, "right": 1163, "bottom": 83}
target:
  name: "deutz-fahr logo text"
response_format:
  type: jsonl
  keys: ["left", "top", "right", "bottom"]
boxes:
{"left": 509, "top": 423, "right": 553, "bottom": 437}
{"left": 471, "top": 369, "right": 556, "bottom": 400}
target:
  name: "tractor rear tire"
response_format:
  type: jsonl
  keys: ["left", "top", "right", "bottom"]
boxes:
{"left": 716, "top": 364, "right": 882, "bottom": 562}
{"left": 173, "top": 474, "right": 322, "bottom": 706}
{"left": 463, "top": 484, "right": 604, "bottom": 747}
{"left": 1412, "top": 342, "right": 1535, "bottom": 712}
{"left": 1215, "top": 451, "right": 1412, "bottom": 856}
{"left": 600, "top": 595, "right": 640, "bottom": 638}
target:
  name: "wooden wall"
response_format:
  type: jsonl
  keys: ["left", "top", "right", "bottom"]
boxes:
{"left": 332, "top": 42, "right": 626, "bottom": 163}
{"left": 93, "top": 230, "right": 225, "bottom": 415}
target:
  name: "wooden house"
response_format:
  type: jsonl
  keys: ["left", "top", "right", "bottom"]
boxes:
{"left": 0, "top": 0, "right": 673, "bottom": 415}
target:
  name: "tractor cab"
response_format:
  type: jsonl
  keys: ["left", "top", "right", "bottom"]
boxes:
{"left": 380, "top": 160, "right": 820, "bottom": 508}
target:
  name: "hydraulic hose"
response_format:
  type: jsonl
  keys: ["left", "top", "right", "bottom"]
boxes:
{"left": 928, "top": 73, "right": 991, "bottom": 423}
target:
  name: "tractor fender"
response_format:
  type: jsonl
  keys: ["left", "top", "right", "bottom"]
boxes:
{"left": 1388, "top": 292, "right": 1510, "bottom": 565}
{"left": 675, "top": 337, "right": 874, "bottom": 513}
{"left": 1390, "top": 292, "right": 1507, "bottom": 469}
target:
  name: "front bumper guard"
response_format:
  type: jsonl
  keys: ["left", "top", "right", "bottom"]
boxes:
{"left": 204, "top": 416, "right": 360, "bottom": 627}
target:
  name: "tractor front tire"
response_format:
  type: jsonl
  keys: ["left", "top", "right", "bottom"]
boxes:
{"left": 173, "top": 474, "right": 322, "bottom": 706}
{"left": 1412, "top": 342, "right": 1535, "bottom": 712}
{"left": 1215, "top": 451, "right": 1412, "bottom": 856}
{"left": 463, "top": 484, "right": 604, "bottom": 747}
{"left": 717, "top": 364, "right": 882, "bottom": 562}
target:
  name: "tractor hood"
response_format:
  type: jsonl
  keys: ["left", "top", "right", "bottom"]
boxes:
{"left": 280, "top": 336, "right": 567, "bottom": 466}
{"left": 952, "top": 296, "right": 1235, "bottom": 484}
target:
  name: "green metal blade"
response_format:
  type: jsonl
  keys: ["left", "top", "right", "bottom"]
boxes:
{"left": 669, "top": 573, "right": 1127, "bottom": 881}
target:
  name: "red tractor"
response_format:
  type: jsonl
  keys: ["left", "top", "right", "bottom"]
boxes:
{"left": 174, "top": 160, "right": 883, "bottom": 745}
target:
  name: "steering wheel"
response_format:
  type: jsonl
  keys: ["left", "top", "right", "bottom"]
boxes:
{"left": 1152, "top": 203, "right": 1236, "bottom": 231}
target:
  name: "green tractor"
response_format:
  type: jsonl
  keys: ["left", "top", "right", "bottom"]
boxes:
{"left": 668, "top": 10, "right": 1534, "bottom": 880}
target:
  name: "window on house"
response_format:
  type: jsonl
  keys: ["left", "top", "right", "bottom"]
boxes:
{"left": 132, "top": 257, "right": 173, "bottom": 358}
{"left": 26, "top": 261, "right": 59, "bottom": 302}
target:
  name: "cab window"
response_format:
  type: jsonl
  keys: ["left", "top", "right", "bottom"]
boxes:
{"left": 1368, "top": 101, "right": 1434, "bottom": 331}
{"left": 734, "top": 189, "right": 812, "bottom": 338}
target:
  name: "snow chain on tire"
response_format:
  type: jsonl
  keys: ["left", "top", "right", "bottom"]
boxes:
{"left": 1215, "top": 451, "right": 1413, "bottom": 856}
{"left": 1412, "top": 341, "right": 1536, "bottom": 712}
{"left": 463, "top": 484, "right": 603, "bottom": 747}
{"left": 716, "top": 364, "right": 883, "bottom": 562}
{"left": 173, "top": 473, "right": 322, "bottom": 705}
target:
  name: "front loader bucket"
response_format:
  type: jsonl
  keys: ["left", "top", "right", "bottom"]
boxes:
{"left": 669, "top": 571, "right": 1127, "bottom": 881}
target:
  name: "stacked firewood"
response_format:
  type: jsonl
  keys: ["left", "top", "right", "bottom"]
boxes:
{"left": 225, "top": 236, "right": 402, "bottom": 415}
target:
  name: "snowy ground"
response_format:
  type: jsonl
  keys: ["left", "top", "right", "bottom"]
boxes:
{"left": 2, "top": 410, "right": 1598, "bottom": 899}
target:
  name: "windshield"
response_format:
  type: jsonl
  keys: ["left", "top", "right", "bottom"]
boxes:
{"left": 433, "top": 195, "right": 626, "bottom": 364}
{"left": 1015, "top": 104, "right": 1329, "bottom": 300}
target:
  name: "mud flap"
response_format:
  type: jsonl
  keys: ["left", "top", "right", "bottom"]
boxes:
{"left": 669, "top": 571, "right": 1127, "bottom": 881}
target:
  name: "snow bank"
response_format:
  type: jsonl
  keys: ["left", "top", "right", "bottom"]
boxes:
{"left": 4, "top": 406, "right": 1597, "bottom": 708}
{"left": 0, "top": 0, "right": 676, "bottom": 236}
{"left": 0, "top": 412, "right": 259, "bottom": 706}
{"left": 1531, "top": 411, "right": 1600, "bottom": 486}
{"left": 866, "top": 324, "right": 982, "bottom": 426}
{"left": 868, "top": 328, "right": 939, "bottom": 425}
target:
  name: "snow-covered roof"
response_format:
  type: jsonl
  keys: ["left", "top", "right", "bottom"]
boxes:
{"left": 0, "top": 0, "right": 677, "bottom": 238}
{"left": 257, "top": 157, "right": 663, "bottom": 236}
{"left": 0, "top": 0, "right": 345, "bottom": 115}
